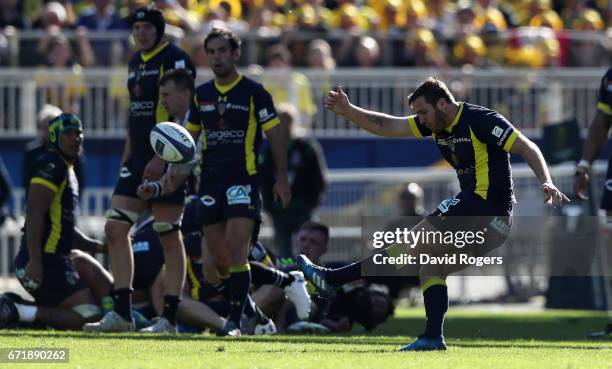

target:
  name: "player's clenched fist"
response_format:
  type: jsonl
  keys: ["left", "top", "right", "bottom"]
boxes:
{"left": 324, "top": 86, "right": 350, "bottom": 116}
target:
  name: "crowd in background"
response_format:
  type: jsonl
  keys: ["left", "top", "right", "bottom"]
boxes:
{"left": 1, "top": 0, "right": 612, "bottom": 68}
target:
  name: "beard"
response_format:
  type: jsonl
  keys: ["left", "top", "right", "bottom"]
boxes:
{"left": 433, "top": 108, "right": 450, "bottom": 133}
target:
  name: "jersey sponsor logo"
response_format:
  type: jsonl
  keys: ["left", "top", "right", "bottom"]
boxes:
{"left": 175, "top": 60, "right": 185, "bottom": 69}
{"left": 132, "top": 241, "right": 150, "bottom": 253}
{"left": 492, "top": 126, "right": 504, "bottom": 138}
{"left": 206, "top": 130, "right": 245, "bottom": 139}
{"left": 456, "top": 165, "right": 474, "bottom": 176}
{"left": 258, "top": 108, "right": 274, "bottom": 121}
{"left": 226, "top": 185, "right": 251, "bottom": 205}
{"left": 200, "top": 195, "right": 216, "bottom": 206}
{"left": 200, "top": 104, "right": 215, "bottom": 112}
{"left": 437, "top": 197, "right": 460, "bottom": 213}
{"left": 488, "top": 217, "right": 511, "bottom": 237}
{"left": 119, "top": 166, "right": 131, "bottom": 178}
{"left": 130, "top": 101, "right": 155, "bottom": 112}
{"left": 496, "top": 127, "right": 513, "bottom": 147}
{"left": 226, "top": 103, "right": 249, "bottom": 112}
{"left": 65, "top": 270, "right": 78, "bottom": 286}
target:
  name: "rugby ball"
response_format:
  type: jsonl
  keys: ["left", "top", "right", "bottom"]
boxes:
{"left": 150, "top": 122, "right": 196, "bottom": 164}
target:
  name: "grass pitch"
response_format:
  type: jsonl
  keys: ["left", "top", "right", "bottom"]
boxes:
{"left": 0, "top": 308, "right": 610, "bottom": 369}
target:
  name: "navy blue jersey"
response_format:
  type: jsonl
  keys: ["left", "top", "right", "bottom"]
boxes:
{"left": 189, "top": 75, "right": 280, "bottom": 180}
{"left": 596, "top": 68, "right": 612, "bottom": 117}
{"left": 127, "top": 41, "right": 195, "bottom": 157}
{"left": 25, "top": 151, "right": 79, "bottom": 255}
{"left": 409, "top": 102, "right": 519, "bottom": 209}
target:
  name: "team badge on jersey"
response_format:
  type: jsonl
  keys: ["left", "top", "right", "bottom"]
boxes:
{"left": 226, "top": 185, "right": 251, "bottom": 205}
{"left": 217, "top": 96, "right": 227, "bottom": 115}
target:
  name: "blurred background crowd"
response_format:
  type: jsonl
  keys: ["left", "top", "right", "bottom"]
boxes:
{"left": 1, "top": 0, "right": 611, "bottom": 69}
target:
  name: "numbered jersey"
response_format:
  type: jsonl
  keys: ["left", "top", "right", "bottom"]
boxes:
{"left": 189, "top": 74, "right": 280, "bottom": 180}
{"left": 127, "top": 41, "right": 195, "bottom": 157}
{"left": 409, "top": 102, "right": 520, "bottom": 210}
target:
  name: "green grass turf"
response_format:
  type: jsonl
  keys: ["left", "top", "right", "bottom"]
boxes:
{"left": 0, "top": 308, "right": 610, "bottom": 369}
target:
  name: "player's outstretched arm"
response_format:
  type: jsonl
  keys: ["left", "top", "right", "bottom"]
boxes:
{"left": 325, "top": 86, "right": 415, "bottom": 137}
{"left": 509, "top": 134, "right": 570, "bottom": 206}
{"left": 574, "top": 110, "right": 612, "bottom": 200}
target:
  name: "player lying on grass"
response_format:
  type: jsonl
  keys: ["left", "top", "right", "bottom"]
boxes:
{"left": 297, "top": 78, "right": 569, "bottom": 351}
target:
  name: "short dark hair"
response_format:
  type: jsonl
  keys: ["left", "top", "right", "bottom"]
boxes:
{"left": 158, "top": 68, "right": 194, "bottom": 95}
{"left": 203, "top": 27, "right": 241, "bottom": 51}
{"left": 407, "top": 77, "right": 455, "bottom": 106}
{"left": 299, "top": 221, "right": 330, "bottom": 244}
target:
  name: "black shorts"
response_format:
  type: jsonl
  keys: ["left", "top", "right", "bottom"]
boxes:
{"left": 196, "top": 176, "right": 262, "bottom": 226}
{"left": 427, "top": 191, "right": 512, "bottom": 256}
{"left": 132, "top": 232, "right": 165, "bottom": 291}
{"left": 601, "top": 158, "right": 612, "bottom": 211}
{"left": 14, "top": 247, "right": 86, "bottom": 307}
{"left": 113, "top": 155, "right": 185, "bottom": 205}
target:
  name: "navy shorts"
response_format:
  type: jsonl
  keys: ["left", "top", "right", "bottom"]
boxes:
{"left": 14, "top": 247, "right": 86, "bottom": 307}
{"left": 132, "top": 238, "right": 164, "bottom": 292}
{"left": 427, "top": 191, "right": 512, "bottom": 256}
{"left": 113, "top": 155, "right": 185, "bottom": 205}
{"left": 196, "top": 176, "right": 262, "bottom": 226}
{"left": 601, "top": 158, "right": 612, "bottom": 211}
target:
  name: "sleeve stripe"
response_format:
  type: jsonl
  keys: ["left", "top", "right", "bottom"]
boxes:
{"left": 503, "top": 131, "right": 519, "bottom": 152}
{"left": 262, "top": 117, "right": 281, "bottom": 131}
{"left": 31, "top": 177, "right": 59, "bottom": 192}
{"left": 186, "top": 122, "right": 201, "bottom": 132}
{"left": 408, "top": 116, "right": 423, "bottom": 138}
{"left": 597, "top": 102, "right": 612, "bottom": 116}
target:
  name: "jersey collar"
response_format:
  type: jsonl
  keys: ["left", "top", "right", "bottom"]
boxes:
{"left": 444, "top": 102, "right": 464, "bottom": 133}
{"left": 141, "top": 41, "right": 169, "bottom": 62}
{"left": 215, "top": 74, "right": 243, "bottom": 94}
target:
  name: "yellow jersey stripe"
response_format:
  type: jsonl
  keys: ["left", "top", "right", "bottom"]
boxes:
{"left": 408, "top": 116, "right": 423, "bottom": 138}
{"left": 186, "top": 260, "right": 201, "bottom": 300}
{"left": 186, "top": 122, "right": 201, "bottom": 133}
{"left": 44, "top": 178, "right": 68, "bottom": 253}
{"left": 31, "top": 177, "right": 58, "bottom": 193}
{"left": 445, "top": 102, "right": 464, "bottom": 133}
{"left": 155, "top": 65, "right": 169, "bottom": 123}
{"left": 422, "top": 278, "right": 447, "bottom": 291}
{"left": 262, "top": 117, "right": 280, "bottom": 131}
{"left": 597, "top": 101, "right": 612, "bottom": 116}
{"left": 503, "top": 131, "right": 519, "bottom": 152}
{"left": 470, "top": 128, "right": 490, "bottom": 200}
{"left": 141, "top": 41, "right": 169, "bottom": 62}
{"left": 230, "top": 263, "right": 251, "bottom": 273}
{"left": 215, "top": 74, "right": 243, "bottom": 94}
{"left": 245, "top": 97, "right": 258, "bottom": 175}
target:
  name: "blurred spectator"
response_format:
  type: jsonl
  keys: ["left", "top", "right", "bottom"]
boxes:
{"left": 36, "top": 26, "right": 94, "bottom": 67}
{"left": 263, "top": 43, "right": 317, "bottom": 127}
{"left": 0, "top": 0, "right": 31, "bottom": 29}
{"left": 32, "top": 1, "right": 76, "bottom": 29}
{"left": 306, "top": 38, "right": 336, "bottom": 70}
{"left": 427, "top": 0, "right": 456, "bottom": 38}
{"left": 292, "top": 2, "right": 330, "bottom": 32}
{"left": 400, "top": 27, "right": 446, "bottom": 67}
{"left": 203, "top": 0, "right": 248, "bottom": 33}
{"left": 183, "top": 34, "right": 209, "bottom": 68}
{"left": 248, "top": 7, "right": 282, "bottom": 36}
{"left": 156, "top": 0, "right": 201, "bottom": 33}
{"left": 0, "top": 156, "right": 12, "bottom": 227}
{"left": 377, "top": 0, "right": 402, "bottom": 33}
{"left": 338, "top": 35, "right": 380, "bottom": 67}
{"left": 451, "top": 1, "right": 479, "bottom": 35}
{"left": 474, "top": 0, "right": 509, "bottom": 32}
{"left": 260, "top": 103, "right": 327, "bottom": 258}
{"left": 529, "top": 9, "right": 564, "bottom": 30}
{"left": 331, "top": 3, "right": 366, "bottom": 32}
{"left": 397, "top": 0, "right": 428, "bottom": 32}
{"left": 567, "top": 9, "right": 610, "bottom": 66}
{"left": 77, "top": 0, "right": 128, "bottom": 66}
{"left": 452, "top": 33, "right": 496, "bottom": 68}
{"left": 23, "top": 104, "right": 85, "bottom": 197}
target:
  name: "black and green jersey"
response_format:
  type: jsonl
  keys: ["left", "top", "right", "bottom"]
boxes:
{"left": 189, "top": 74, "right": 280, "bottom": 180}
{"left": 127, "top": 41, "right": 195, "bottom": 157}
{"left": 596, "top": 68, "right": 612, "bottom": 117}
{"left": 409, "top": 102, "right": 520, "bottom": 209}
{"left": 26, "top": 151, "right": 79, "bottom": 255}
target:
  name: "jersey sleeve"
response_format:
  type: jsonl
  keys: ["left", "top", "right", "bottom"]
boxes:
{"left": 408, "top": 115, "right": 432, "bottom": 138}
{"left": 596, "top": 68, "right": 612, "bottom": 116}
{"left": 185, "top": 98, "right": 202, "bottom": 134}
{"left": 253, "top": 85, "right": 280, "bottom": 131}
{"left": 30, "top": 156, "right": 65, "bottom": 193}
{"left": 470, "top": 110, "right": 520, "bottom": 152}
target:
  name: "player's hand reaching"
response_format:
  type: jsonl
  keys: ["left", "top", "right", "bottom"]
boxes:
{"left": 573, "top": 171, "right": 590, "bottom": 200}
{"left": 273, "top": 176, "right": 292, "bottom": 208}
{"left": 324, "top": 86, "right": 351, "bottom": 117}
{"left": 542, "top": 181, "right": 570, "bottom": 206}
{"left": 143, "top": 156, "right": 166, "bottom": 181}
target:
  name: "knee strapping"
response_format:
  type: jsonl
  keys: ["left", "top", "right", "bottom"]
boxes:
{"left": 72, "top": 304, "right": 102, "bottom": 318}
{"left": 153, "top": 221, "right": 181, "bottom": 236}
{"left": 105, "top": 208, "right": 139, "bottom": 225}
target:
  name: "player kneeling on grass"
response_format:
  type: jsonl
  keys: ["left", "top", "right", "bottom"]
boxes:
{"left": 0, "top": 114, "right": 108, "bottom": 331}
